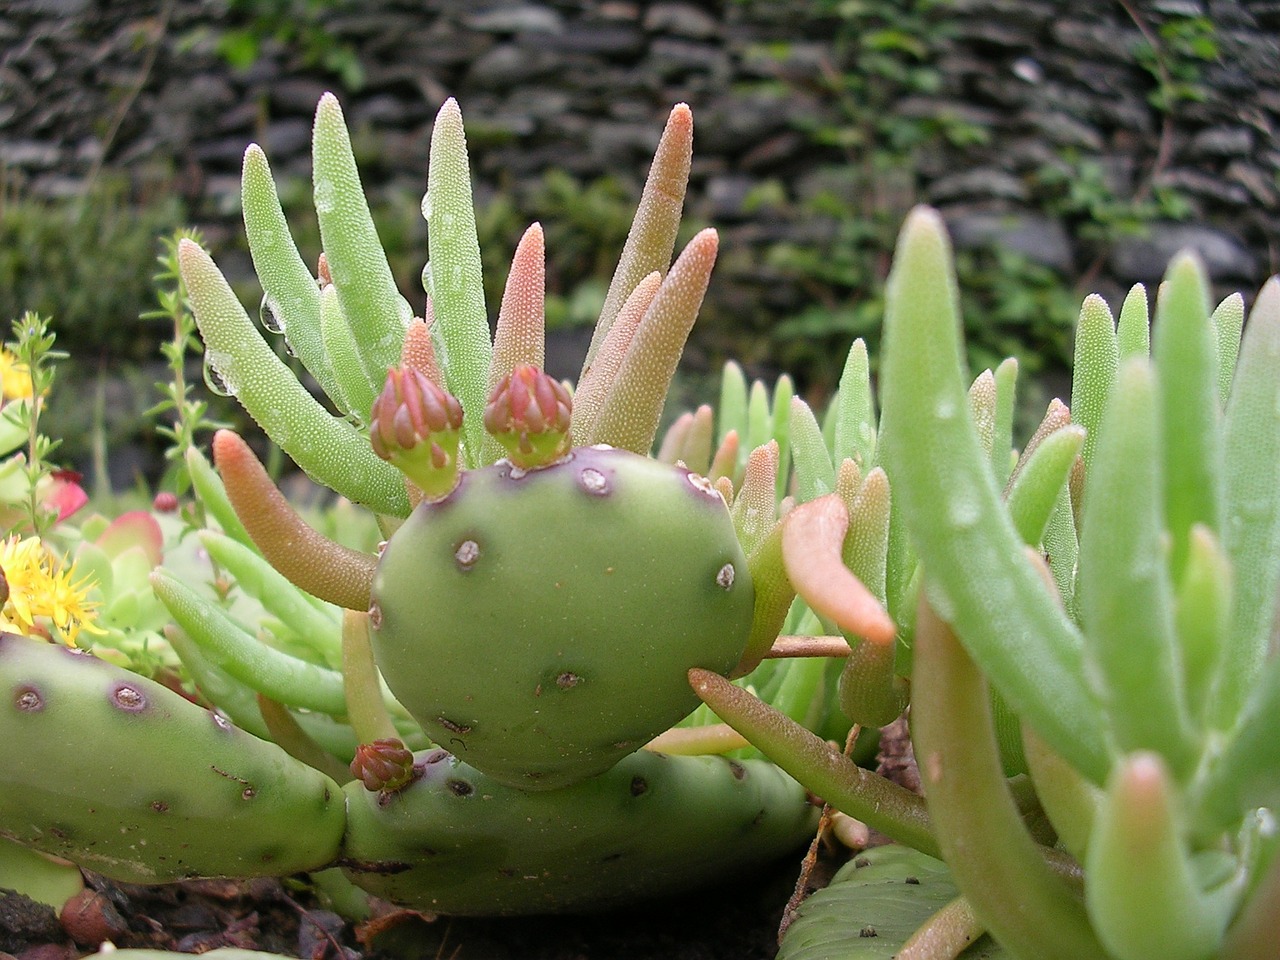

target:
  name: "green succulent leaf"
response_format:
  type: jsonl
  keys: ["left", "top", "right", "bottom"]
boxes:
{"left": 426, "top": 98, "right": 492, "bottom": 467}
{"left": 832, "top": 338, "right": 877, "bottom": 469}
{"left": 1153, "top": 252, "right": 1222, "bottom": 580}
{"left": 790, "top": 396, "right": 836, "bottom": 503}
{"left": 1214, "top": 278, "right": 1280, "bottom": 725}
{"left": 1086, "top": 753, "right": 1238, "bottom": 960}
{"left": 1004, "top": 425, "right": 1084, "bottom": 548}
{"left": 151, "top": 570, "right": 348, "bottom": 716}
{"left": 1116, "top": 283, "right": 1150, "bottom": 359}
{"left": 312, "top": 93, "right": 412, "bottom": 397}
{"left": 178, "top": 240, "right": 409, "bottom": 516}
{"left": 1078, "top": 358, "right": 1197, "bottom": 776}
{"left": 992, "top": 356, "right": 1017, "bottom": 485}
{"left": 240, "top": 143, "right": 342, "bottom": 407}
{"left": 878, "top": 206, "right": 1108, "bottom": 784}
{"left": 1070, "top": 293, "right": 1117, "bottom": 474}
{"left": 776, "top": 846, "right": 1008, "bottom": 960}
{"left": 1211, "top": 292, "right": 1245, "bottom": 409}
{"left": 319, "top": 282, "right": 376, "bottom": 422}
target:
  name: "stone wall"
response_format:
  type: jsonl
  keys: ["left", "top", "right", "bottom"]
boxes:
{"left": 2, "top": 0, "right": 1278, "bottom": 385}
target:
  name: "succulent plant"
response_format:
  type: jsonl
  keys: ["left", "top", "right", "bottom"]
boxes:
{"left": 0, "top": 94, "right": 851, "bottom": 918}
{"left": 696, "top": 208, "right": 1280, "bottom": 959}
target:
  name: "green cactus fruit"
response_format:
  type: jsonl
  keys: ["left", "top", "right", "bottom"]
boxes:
{"left": 370, "top": 444, "right": 754, "bottom": 790}
{"left": 0, "top": 633, "right": 344, "bottom": 882}
{"left": 341, "top": 747, "right": 815, "bottom": 914}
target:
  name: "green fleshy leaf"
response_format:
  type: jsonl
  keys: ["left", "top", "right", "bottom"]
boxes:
{"left": 718, "top": 359, "right": 748, "bottom": 449}
{"left": 185, "top": 445, "right": 253, "bottom": 549}
{"left": 1116, "top": 283, "right": 1149, "bottom": 359}
{"left": 832, "top": 338, "right": 877, "bottom": 469}
{"left": 312, "top": 94, "right": 412, "bottom": 393}
{"left": 1176, "top": 526, "right": 1232, "bottom": 723}
{"left": 772, "top": 374, "right": 795, "bottom": 500}
{"left": 1214, "top": 278, "right": 1280, "bottom": 725}
{"left": 1078, "top": 358, "right": 1197, "bottom": 776}
{"left": 198, "top": 531, "right": 342, "bottom": 670}
{"left": 1005, "top": 425, "right": 1084, "bottom": 547}
{"left": 426, "top": 98, "right": 492, "bottom": 467}
{"left": 1153, "top": 252, "right": 1222, "bottom": 579}
{"left": 777, "top": 846, "right": 1007, "bottom": 960}
{"left": 1087, "top": 753, "right": 1238, "bottom": 960}
{"left": 152, "top": 570, "right": 348, "bottom": 716}
{"left": 878, "top": 206, "right": 1108, "bottom": 784}
{"left": 1070, "top": 293, "right": 1118, "bottom": 474}
{"left": 790, "top": 396, "right": 836, "bottom": 503}
{"left": 968, "top": 369, "right": 997, "bottom": 466}
{"left": 1210, "top": 292, "right": 1244, "bottom": 408}
{"left": 319, "top": 282, "right": 376, "bottom": 422}
{"left": 241, "top": 144, "right": 343, "bottom": 407}
{"left": 992, "top": 356, "right": 1018, "bottom": 485}
{"left": 179, "top": 241, "right": 409, "bottom": 517}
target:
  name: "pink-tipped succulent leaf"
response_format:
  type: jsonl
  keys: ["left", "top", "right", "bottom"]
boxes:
{"left": 483, "top": 364, "right": 573, "bottom": 469}
{"left": 370, "top": 367, "right": 465, "bottom": 499}
{"left": 349, "top": 737, "right": 417, "bottom": 793}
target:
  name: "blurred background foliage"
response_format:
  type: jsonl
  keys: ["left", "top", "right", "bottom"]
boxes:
{"left": 0, "top": 0, "right": 1245, "bottom": 488}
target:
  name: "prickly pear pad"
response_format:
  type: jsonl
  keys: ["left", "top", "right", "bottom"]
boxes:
{"left": 0, "top": 633, "right": 345, "bottom": 882}
{"left": 370, "top": 445, "right": 754, "bottom": 790}
{"left": 341, "top": 747, "right": 815, "bottom": 914}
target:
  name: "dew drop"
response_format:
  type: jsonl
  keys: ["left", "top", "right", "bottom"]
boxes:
{"left": 420, "top": 261, "right": 434, "bottom": 296}
{"left": 201, "top": 352, "right": 236, "bottom": 398}
{"left": 420, "top": 190, "right": 432, "bottom": 221}
{"left": 578, "top": 468, "right": 610, "bottom": 496}
{"left": 314, "top": 178, "right": 335, "bottom": 214}
{"left": 258, "top": 294, "right": 286, "bottom": 335}
{"left": 455, "top": 540, "right": 480, "bottom": 569}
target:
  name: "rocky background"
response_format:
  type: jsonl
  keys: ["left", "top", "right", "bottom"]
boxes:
{"left": 2, "top": 0, "right": 1279, "bottom": 392}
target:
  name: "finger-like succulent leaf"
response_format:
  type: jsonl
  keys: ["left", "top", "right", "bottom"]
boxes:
{"left": 427, "top": 98, "right": 492, "bottom": 467}
{"left": 1086, "top": 753, "right": 1238, "bottom": 960}
{"left": 1079, "top": 358, "right": 1197, "bottom": 775}
{"left": 178, "top": 240, "right": 410, "bottom": 516}
{"left": 878, "top": 206, "right": 1108, "bottom": 784}
{"left": 312, "top": 94, "right": 412, "bottom": 393}
{"left": 1070, "top": 293, "right": 1118, "bottom": 473}
{"left": 241, "top": 144, "right": 342, "bottom": 406}
{"left": 1214, "top": 278, "right": 1280, "bottom": 724}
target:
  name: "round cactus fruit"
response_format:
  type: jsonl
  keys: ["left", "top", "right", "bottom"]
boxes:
{"left": 370, "top": 445, "right": 754, "bottom": 790}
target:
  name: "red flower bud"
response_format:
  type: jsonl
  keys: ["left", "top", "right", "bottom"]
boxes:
{"left": 370, "top": 367, "right": 464, "bottom": 499}
{"left": 483, "top": 364, "right": 572, "bottom": 469}
{"left": 350, "top": 737, "right": 417, "bottom": 793}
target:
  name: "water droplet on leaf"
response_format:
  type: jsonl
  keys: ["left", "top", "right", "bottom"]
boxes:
{"left": 259, "top": 294, "right": 286, "bottom": 335}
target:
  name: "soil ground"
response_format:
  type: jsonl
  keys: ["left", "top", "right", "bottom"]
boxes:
{"left": 0, "top": 849, "right": 818, "bottom": 960}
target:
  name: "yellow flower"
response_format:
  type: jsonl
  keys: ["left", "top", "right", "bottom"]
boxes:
{"left": 0, "top": 535, "right": 102, "bottom": 645}
{"left": 0, "top": 349, "right": 33, "bottom": 403}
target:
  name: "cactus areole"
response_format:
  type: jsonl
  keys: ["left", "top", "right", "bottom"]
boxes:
{"left": 370, "top": 445, "right": 754, "bottom": 790}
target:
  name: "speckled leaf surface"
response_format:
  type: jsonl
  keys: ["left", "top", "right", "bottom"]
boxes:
{"left": 777, "top": 845, "right": 1007, "bottom": 960}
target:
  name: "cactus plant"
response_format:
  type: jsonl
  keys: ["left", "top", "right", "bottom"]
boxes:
{"left": 0, "top": 94, "right": 857, "bottom": 919}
